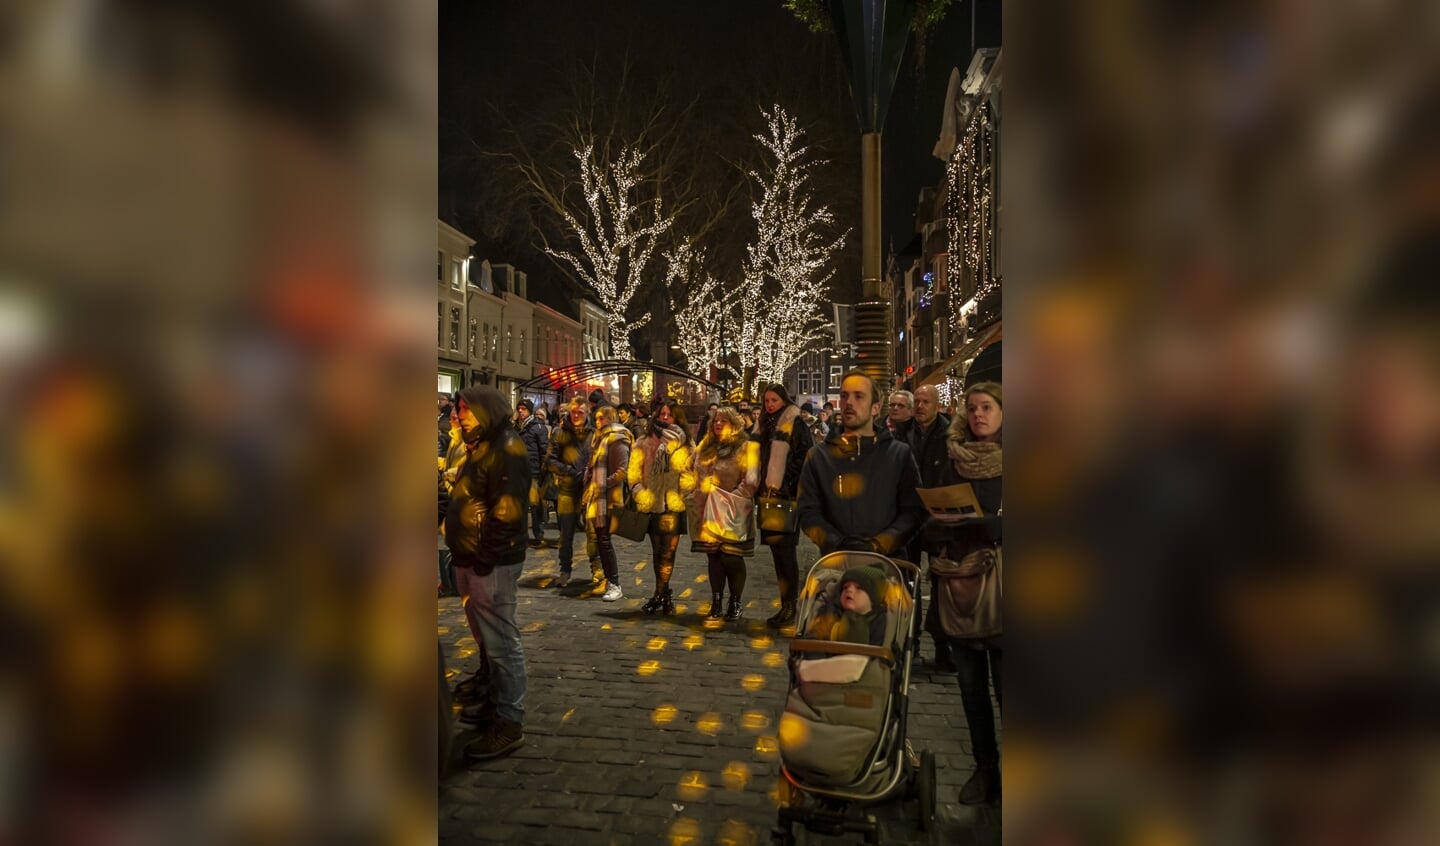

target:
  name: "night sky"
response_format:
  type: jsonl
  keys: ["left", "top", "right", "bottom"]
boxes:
{"left": 440, "top": 1, "right": 1000, "bottom": 339}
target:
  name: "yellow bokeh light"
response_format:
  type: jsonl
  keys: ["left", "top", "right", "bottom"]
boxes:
{"left": 749, "top": 636, "right": 773, "bottom": 650}
{"left": 740, "top": 711, "right": 770, "bottom": 731}
{"left": 754, "top": 736, "right": 779, "bottom": 756}
{"left": 635, "top": 488, "right": 657, "bottom": 510}
{"left": 679, "top": 588, "right": 694, "bottom": 599}
{"left": 763, "top": 652, "right": 784, "bottom": 668}
{"left": 653, "top": 704, "right": 678, "bottom": 726}
{"left": 638, "top": 660, "right": 662, "bottom": 676}
{"left": 721, "top": 762, "right": 751, "bottom": 791}
{"left": 716, "top": 819, "right": 755, "bottom": 846}
{"left": 684, "top": 635, "right": 705, "bottom": 651}
{"left": 601, "top": 623, "right": 613, "bottom": 630}
{"left": 437, "top": 626, "right": 451, "bottom": 635}
{"left": 740, "top": 674, "right": 766, "bottom": 692}
{"left": 696, "top": 713, "right": 723, "bottom": 736}
{"left": 562, "top": 709, "right": 575, "bottom": 722}
{"left": 832, "top": 473, "right": 866, "bottom": 499}
{"left": 634, "top": 561, "right": 647, "bottom": 571}
{"left": 444, "top": 667, "right": 459, "bottom": 680}
{"left": 647, "top": 638, "right": 668, "bottom": 651}
{"left": 521, "top": 621, "right": 544, "bottom": 633}
{"left": 695, "top": 574, "right": 708, "bottom": 584}
{"left": 455, "top": 647, "right": 476, "bottom": 659}
{"left": 778, "top": 713, "right": 810, "bottom": 747}
{"left": 667, "top": 817, "right": 702, "bottom": 846}
{"left": 703, "top": 618, "right": 725, "bottom": 630}
{"left": 676, "top": 772, "right": 708, "bottom": 802}
{"left": 494, "top": 494, "right": 523, "bottom": 522}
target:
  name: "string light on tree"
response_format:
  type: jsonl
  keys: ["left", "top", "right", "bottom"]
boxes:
{"left": 546, "top": 144, "right": 674, "bottom": 359}
{"left": 663, "top": 238, "right": 736, "bottom": 375}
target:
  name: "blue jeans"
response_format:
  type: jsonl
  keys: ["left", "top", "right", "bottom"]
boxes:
{"left": 454, "top": 563, "right": 527, "bottom": 724}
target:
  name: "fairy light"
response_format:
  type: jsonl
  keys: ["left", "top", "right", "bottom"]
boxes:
{"left": 946, "top": 101, "right": 1000, "bottom": 341}
{"left": 664, "top": 238, "right": 735, "bottom": 374}
{"left": 546, "top": 144, "right": 674, "bottom": 359}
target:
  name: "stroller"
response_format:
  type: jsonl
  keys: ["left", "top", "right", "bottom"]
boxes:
{"left": 772, "top": 552, "right": 936, "bottom": 844}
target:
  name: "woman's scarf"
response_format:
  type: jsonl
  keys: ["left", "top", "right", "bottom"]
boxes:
{"left": 650, "top": 423, "right": 685, "bottom": 477}
{"left": 947, "top": 437, "right": 1003, "bottom": 480}
{"left": 752, "top": 404, "right": 800, "bottom": 491}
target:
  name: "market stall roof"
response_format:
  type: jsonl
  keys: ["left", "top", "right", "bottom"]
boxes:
{"left": 517, "top": 359, "right": 724, "bottom": 394}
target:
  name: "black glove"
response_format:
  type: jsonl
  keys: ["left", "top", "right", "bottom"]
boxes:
{"left": 837, "top": 536, "right": 871, "bottom": 552}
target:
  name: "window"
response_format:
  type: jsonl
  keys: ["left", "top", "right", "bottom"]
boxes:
{"left": 437, "top": 302, "right": 443, "bottom": 347}
{"left": 519, "top": 330, "right": 527, "bottom": 363}
{"left": 468, "top": 318, "right": 478, "bottom": 359}
{"left": 437, "top": 251, "right": 443, "bottom": 283}
{"left": 506, "top": 326, "right": 514, "bottom": 361}
{"left": 451, "top": 260, "right": 463, "bottom": 291}
{"left": 449, "top": 307, "right": 461, "bottom": 352}
{"left": 798, "top": 372, "right": 810, "bottom": 395}
{"left": 490, "top": 326, "right": 498, "bottom": 361}
{"left": 828, "top": 365, "right": 842, "bottom": 390}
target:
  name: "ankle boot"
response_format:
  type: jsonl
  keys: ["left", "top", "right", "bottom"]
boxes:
{"left": 725, "top": 596, "right": 743, "bottom": 621}
{"left": 765, "top": 602, "right": 796, "bottom": 629}
{"left": 641, "top": 591, "right": 664, "bottom": 614}
{"left": 706, "top": 592, "right": 725, "bottom": 619}
{"left": 660, "top": 588, "right": 676, "bottom": 616}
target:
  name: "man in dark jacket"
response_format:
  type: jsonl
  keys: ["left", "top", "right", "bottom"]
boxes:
{"left": 797, "top": 372, "right": 925, "bottom": 556}
{"left": 545, "top": 397, "right": 596, "bottom": 587}
{"left": 515, "top": 399, "right": 550, "bottom": 548}
{"left": 444, "top": 386, "right": 531, "bottom": 761}
{"left": 906, "top": 384, "right": 956, "bottom": 670}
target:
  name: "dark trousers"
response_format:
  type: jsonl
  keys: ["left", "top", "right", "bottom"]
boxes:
{"left": 595, "top": 520, "right": 618, "bottom": 582}
{"left": 951, "top": 639, "right": 1002, "bottom": 767}
{"left": 767, "top": 541, "right": 799, "bottom": 604}
{"left": 528, "top": 497, "right": 546, "bottom": 541}
{"left": 556, "top": 491, "right": 597, "bottom": 575}
{"left": 707, "top": 552, "right": 746, "bottom": 599}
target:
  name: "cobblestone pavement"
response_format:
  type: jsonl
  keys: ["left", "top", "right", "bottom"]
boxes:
{"left": 439, "top": 532, "right": 1001, "bottom": 846}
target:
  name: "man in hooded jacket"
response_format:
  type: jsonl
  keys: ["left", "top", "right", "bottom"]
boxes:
{"left": 797, "top": 372, "right": 925, "bottom": 556}
{"left": 444, "top": 385, "right": 531, "bottom": 761}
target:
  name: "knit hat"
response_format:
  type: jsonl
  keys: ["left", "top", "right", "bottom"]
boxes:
{"left": 839, "top": 566, "right": 886, "bottom": 612}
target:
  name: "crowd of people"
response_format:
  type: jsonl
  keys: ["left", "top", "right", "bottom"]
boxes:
{"left": 435, "top": 373, "right": 1004, "bottom": 806}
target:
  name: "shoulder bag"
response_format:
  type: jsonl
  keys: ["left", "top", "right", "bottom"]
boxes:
{"left": 928, "top": 544, "right": 1001, "bottom": 638}
{"left": 703, "top": 487, "right": 754, "bottom": 543}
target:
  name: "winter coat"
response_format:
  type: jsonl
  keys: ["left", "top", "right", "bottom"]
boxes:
{"left": 928, "top": 440, "right": 1002, "bottom": 559}
{"left": 583, "top": 423, "right": 633, "bottom": 525}
{"left": 516, "top": 415, "right": 549, "bottom": 479}
{"left": 544, "top": 419, "right": 593, "bottom": 496}
{"left": 751, "top": 404, "right": 814, "bottom": 545}
{"left": 443, "top": 387, "right": 531, "bottom": 572}
{"left": 690, "top": 433, "right": 761, "bottom": 556}
{"left": 627, "top": 424, "right": 694, "bottom": 515}
{"left": 906, "top": 413, "right": 952, "bottom": 487}
{"left": 796, "top": 427, "right": 925, "bottom": 556}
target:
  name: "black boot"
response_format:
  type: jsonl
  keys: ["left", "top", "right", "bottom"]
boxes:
{"left": 765, "top": 602, "right": 796, "bottom": 629}
{"left": 641, "top": 591, "right": 665, "bottom": 614}
{"left": 706, "top": 592, "right": 725, "bottom": 619}
{"left": 659, "top": 588, "right": 676, "bottom": 616}
{"left": 958, "top": 765, "right": 999, "bottom": 805}
{"left": 725, "top": 597, "right": 743, "bottom": 621}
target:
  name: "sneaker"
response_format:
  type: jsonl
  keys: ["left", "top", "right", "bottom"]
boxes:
{"left": 463, "top": 718, "right": 524, "bottom": 761}
{"left": 555, "top": 571, "right": 571, "bottom": 588}
{"left": 602, "top": 583, "right": 624, "bottom": 602}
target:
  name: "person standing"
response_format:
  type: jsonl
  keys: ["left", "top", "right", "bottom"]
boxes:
{"left": 628, "top": 400, "right": 695, "bottom": 615}
{"left": 515, "top": 399, "right": 550, "bottom": 548}
{"left": 906, "top": 385, "right": 956, "bottom": 670}
{"left": 750, "top": 383, "right": 814, "bottom": 628}
{"left": 442, "top": 386, "right": 531, "bottom": 761}
{"left": 932, "top": 382, "right": 1004, "bottom": 804}
{"left": 887, "top": 390, "right": 916, "bottom": 441}
{"left": 544, "top": 398, "right": 595, "bottom": 588}
{"left": 690, "top": 407, "right": 760, "bottom": 620}
{"left": 796, "top": 371, "right": 925, "bottom": 556}
{"left": 582, "top": 405, "right": 634, "bottom": 601}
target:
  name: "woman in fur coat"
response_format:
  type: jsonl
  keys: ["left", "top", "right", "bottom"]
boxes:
{"left": 690, "top": 407, "right": 761, "bottom": 620}
{"left": 627, "top": 400, "right": 696, "bottom": 615}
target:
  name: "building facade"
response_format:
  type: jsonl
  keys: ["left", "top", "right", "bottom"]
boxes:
{"left": 437, "top": 220, "right": 474, "bottom": 395}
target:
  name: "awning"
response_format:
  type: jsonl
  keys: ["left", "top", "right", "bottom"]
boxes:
{"left": 918, "top": 322, "right": 1002, "bottom": 387}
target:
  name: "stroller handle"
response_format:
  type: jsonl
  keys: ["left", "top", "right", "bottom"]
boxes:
{"left": 788, "top": 639, "right": 896, "bottom": 667}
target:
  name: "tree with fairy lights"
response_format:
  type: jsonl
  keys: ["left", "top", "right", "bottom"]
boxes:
{"left": 734, "top": 106, "right": 848, "bottom": 398}
{"left": 662, "top": 238, "right": 735, "bottom": 376}
{"left": 544, "top": 145, "right": 674, "bottom": 359}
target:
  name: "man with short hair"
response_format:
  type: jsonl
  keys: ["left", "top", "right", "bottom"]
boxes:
{"left": 515, "top": 399, "right": 550, "bottom": 548}
{"left": 444, "top": 386, "right": 531, "bottom": 761}
{"left": 906, "top": 384, "right": 956, "bottom": 670}
{"left": 887, "top": 390, "right": 915, "bottom": 440}
{"left": 797, "top": 372, "right": 925, "bottom": 556}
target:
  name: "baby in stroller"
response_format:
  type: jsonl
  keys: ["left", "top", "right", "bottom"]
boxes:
{"left": 807, "top": 566, "right": 889, "bottom": 647}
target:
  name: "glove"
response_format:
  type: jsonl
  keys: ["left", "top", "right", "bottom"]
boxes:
{"left": 837, "top": 536, "right": 871, "bottom": 552}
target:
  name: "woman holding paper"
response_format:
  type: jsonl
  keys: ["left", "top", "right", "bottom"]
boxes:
{"left": 935, "top": 381, "right": 1004, "bottom": 805}
{"left": 690, "top": 407, "right": 760, "bottom": 621}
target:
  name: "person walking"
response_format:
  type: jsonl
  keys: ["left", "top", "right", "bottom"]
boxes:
{"left": 442, "top": 386, "right": 531, "bottom": 761}
{"left": 544, "top": 398, "right": 596, "bottom": 588}
{"left": 750, "top": 383, "right": 814, "bottom": 629}
{"left": 515, "top": 399, "right": 550, "bottom": 548}
{"left": 906, "top": 384, "right": 957, "bottom": 670}
{"left": 582, "top": 405, "right": 634, "bottom": 601}
{"left": 932, "top": 382, "right": 1004, "bottom": 804}
{"left": 796, "top": 371, "right": 925, "bottom": 557}
{"left": 627, "top": 399, "right": 695, "bottom": 615}
{"left": 690, "top": 407, "right": 760, "bottom": 621}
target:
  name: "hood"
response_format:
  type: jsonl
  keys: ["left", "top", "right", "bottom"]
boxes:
{"left": 456, "top": 385, "right": 512, "bottom": 444}
{"left": 824, "top": 424, "right": 895, "bottom": 454}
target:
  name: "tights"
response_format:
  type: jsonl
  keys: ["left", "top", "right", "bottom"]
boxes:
{"left": 706, "top": 552, "right": 746, "bottom": 599}
{"left": 768, "top": 542, "right": 799, "bottom": 604}
{"left": 650, "top": 529, "right": 679, "bottom": 591}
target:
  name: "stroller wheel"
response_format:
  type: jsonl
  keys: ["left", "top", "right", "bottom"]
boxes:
{"left": 916, "top": 749, "right": 937, "bottom": 831}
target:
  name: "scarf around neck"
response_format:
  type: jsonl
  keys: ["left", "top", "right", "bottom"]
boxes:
{"left": 947, "top": 437, "right": 1002, "bottom": 480}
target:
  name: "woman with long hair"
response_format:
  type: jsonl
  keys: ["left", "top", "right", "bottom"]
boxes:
{"left": 937, "top": 381, "right": 1003, "bottom": 805}
{"left": 690, "top": 407, "right": 761, "bottom": 620}
{"left": 582, "top": 405, "right": 634, "bottom": 601}
{"left": 544, "top": 398, "right": 595, "bottom": 588}
{"left": 627, "top": 400, "right": 695, "bottom": 615}
{"left": 750, "top": 383, "right": 814, "bottom": 628}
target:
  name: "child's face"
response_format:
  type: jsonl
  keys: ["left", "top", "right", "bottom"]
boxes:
{"left": 839, "top": 581, "right": 872, "bottom": 614}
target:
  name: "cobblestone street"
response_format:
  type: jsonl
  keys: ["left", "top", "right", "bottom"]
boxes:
{"left": 439, "top": 533, "right": 1001, "bottom": 845}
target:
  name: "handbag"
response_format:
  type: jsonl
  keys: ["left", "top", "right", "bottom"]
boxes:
{"left": 929, "top": 544, "right": 1001, "bottom": 638}
{"left": 609, "top": 491, "right": 650, "bottom": 542}
{"left": 757, "top": 495, "right": 799, "bottom": 534}
{"left": 703, "top": 487, "right": 754, "bottom": 543}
